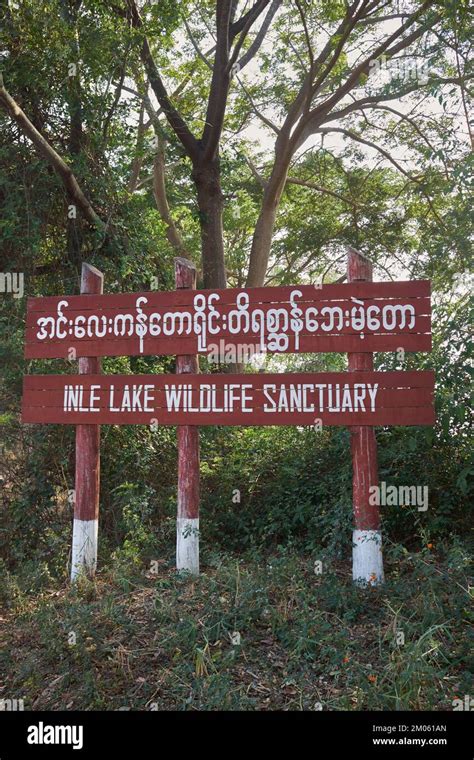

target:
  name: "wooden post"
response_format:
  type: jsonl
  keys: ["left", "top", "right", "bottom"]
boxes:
{"left": 71, "top": 263, "right": 103, "bottom": 582}
{"left": 347, "top": 247, "right": 384, "bottom": 585}
{"left": 174, "top": 257, "right": 200, "bottom": 575}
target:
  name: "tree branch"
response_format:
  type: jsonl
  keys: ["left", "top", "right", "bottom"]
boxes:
{"left": 152, "top": 141, "right": 188, "bottom": 256}
{"left": 321, "top": 75, "right": 471, "bottom": 124}
{"left": 201, "top": 0, "right": 233, "bottom": 160}
{"left": 244, "top": 154, "right": 267, "bottom": 188}
{"left": 230, "top": 0, "right": 272, "bottom": 40}
{"left": 295, "top": 2, "right": 441, "bottom": 149}
{"left": 183, "top": 17, "right": 213, "bottom": 71}
{"left": 286, "top": 176, "right": 358, "bottom": 208}
{"left": 127, "top": 101, "right": 146, "bottom": 193}
{"left": 357, "top": 13, "right": 409, "bottom": 25}
{"left": 102, "top": 49, "right": 128, "bottom": 141}
{"left": 358, "top": 103, "right": 440, "bottom": 157}
{"left": 317, "top": 126, "right": 421, "bottom": 181}
{"left": 0, "top": 73, "right": 105, "bottom": 231}
{"left": 233, "top": 0, "right": 281, "bottom": 71}
{"left": 127, "top": 0, "right": 200, "bottom": 161}
{"left": 236, "top": 76, "right": 280, "bottom": 134}
{"left": 318, "top": 126, "right": 447, "bottom": 228}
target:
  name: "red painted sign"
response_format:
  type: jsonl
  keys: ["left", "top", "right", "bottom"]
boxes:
{"left": 24, "top": 280, "right": 431, "bottom": 359}
{"left": 22, "top": 370, "right": 435, "bottom": 426}
{"left": 21, "top": 255, "right": 436, "bottom": 585}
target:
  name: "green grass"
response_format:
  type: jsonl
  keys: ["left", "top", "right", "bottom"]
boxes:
{"left": 0, "top": 539, "right": 472, "bottom": 711}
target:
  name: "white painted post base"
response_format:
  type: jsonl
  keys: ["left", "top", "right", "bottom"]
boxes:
{"left": 176, "top": 517, "right": 199, "bottom": 575}
{"left": 352, "top": 529, "right": 384, "bottom": 586}
{"left": 71, "top": 518, "right": 98, "bottom": 582}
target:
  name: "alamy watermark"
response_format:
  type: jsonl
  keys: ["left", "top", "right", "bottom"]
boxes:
{"left": 452, "top": 695, "right": 473, "bottom": 711}
{"left": 0, "top": 698, "right": 25, "bottom": 711}
{"left": 369, "top": 482, "right": 428, "bottom": 511}
{"left": 0, "top": 272, "right": 24, "bottom": 299}
{"left": 27, "top": 722, "right": 83, "bottom": 750}
{"left": 369, "top": 55, "right": 431, "bottom": 85}
{"left": 207, "top": 341, "right": 267, "bottom": 367}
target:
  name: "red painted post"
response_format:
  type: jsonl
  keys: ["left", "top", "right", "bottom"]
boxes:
{"left": 71, "top": 263, "right": 103, "bottom": 581}
{"left": 347, "top": 247, "right": 384, "bottom": 585}
{"left": 174, "top": 257, "right": 200, "bottom": 574}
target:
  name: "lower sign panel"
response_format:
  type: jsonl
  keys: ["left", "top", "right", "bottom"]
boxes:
{"left": 22, "top": 371, "right": 435, "bottom": 426}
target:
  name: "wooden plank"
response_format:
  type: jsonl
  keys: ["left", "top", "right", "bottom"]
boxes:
{"left": 22, "top": 371, "right": 435, "bottom": 426}
{"left": 25, "top": 280, "right": 431, "bottom": 313}
{"left": 23, "top": 332, "right": 432, "bottom": 359}
{"left": 24, "top": 280, "right": 432, "bottom": 358}
{"left": 23, "top": 369, "right": 436, "bottom": 390}
{"left": 20, "top": 405, "right": 436, "bottom": 427}
{"left": 26, "top": 295, "right": 432, "bottom": 319}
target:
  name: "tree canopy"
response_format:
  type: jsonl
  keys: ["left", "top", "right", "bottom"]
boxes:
{"left": 0, "top": 0, "right": 471, "bottom": 290}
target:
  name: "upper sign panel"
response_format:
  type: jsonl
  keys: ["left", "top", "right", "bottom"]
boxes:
{"left": 25, "top": 281, "right": 431, "bottom": 359}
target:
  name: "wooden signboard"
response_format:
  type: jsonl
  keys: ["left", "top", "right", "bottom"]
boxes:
{"left": 24, "top": 280, "right": 431, "bottom": 359}
{"left": 22, "top": 370, "right": 435, "bottom": 427}
{"left": 21, "top": 254, "right": 435, "bottom": 587}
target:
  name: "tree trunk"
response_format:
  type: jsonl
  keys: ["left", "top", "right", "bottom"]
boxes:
{"left": 192, "top": 159, "right": 227, "bottom": 289}
{"left": 246, "top": 154, "right": 290, "bottom": 287}
{"left": 153, "top": 141, "right": 188, "bottom": 256}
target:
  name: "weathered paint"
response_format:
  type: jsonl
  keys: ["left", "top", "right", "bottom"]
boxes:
{"left": 71, "top": 518, "right": 99, "bottom": 582}
{"left": 71, "top": 263, "right": 103, "bottom": 582}
{"left": 175, "top": 258, "right": 200, "bottom": 575}
{"left": 176, "top": 518, "right": 199, "bottom": 576}
{"left": 348, "top": 248, "right": 383, "bottom": 585}
{"left": 352, "top": 529, "right": 384, "bottom": 586}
